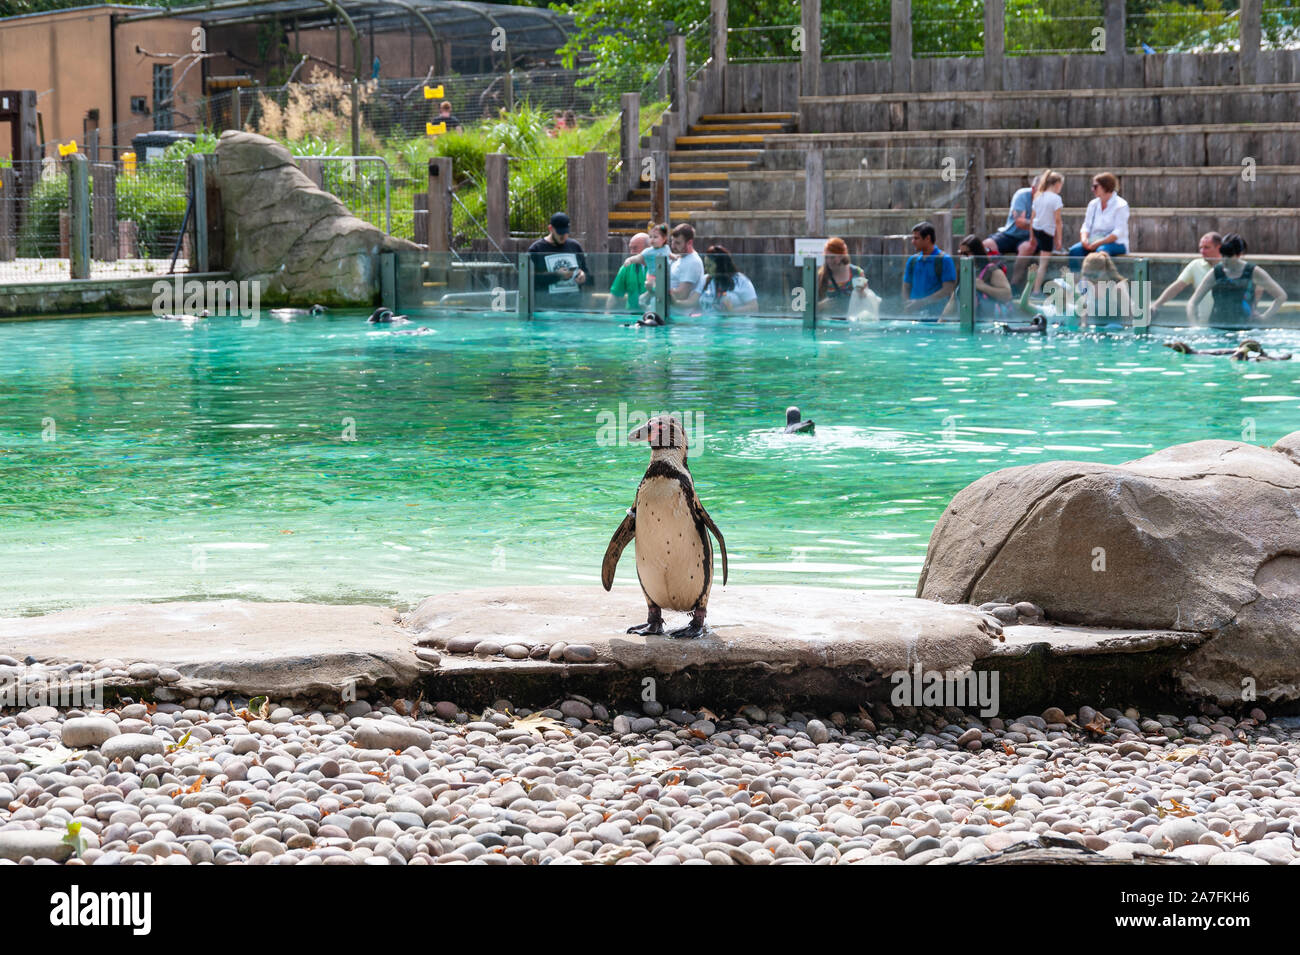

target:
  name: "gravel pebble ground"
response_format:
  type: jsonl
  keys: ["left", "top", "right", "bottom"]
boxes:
{"left": 2, "top": 689, "right": 1299, "bottom": 865}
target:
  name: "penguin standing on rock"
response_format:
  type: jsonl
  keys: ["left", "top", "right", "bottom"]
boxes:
{"left": 602, "top": 413, "right": 728, "bottom": 639}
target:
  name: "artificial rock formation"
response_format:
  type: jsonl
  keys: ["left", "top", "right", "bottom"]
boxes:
{"left": 917, "top": 431, "right": 1300, "bottom": 706}
{"left": 213, "top": 131, "right": 417, "bottom": 305}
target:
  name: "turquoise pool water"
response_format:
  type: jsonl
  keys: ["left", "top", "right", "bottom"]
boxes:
{"left": 1, "top": 311, "right": 1297, "bottom": 616}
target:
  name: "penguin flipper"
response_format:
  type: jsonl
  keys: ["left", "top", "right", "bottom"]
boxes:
{"left": 695, "top": 502, "right": 728, "bottom": 586}
{"left": 601, "top": 510, "right": 636, "bottom": 591}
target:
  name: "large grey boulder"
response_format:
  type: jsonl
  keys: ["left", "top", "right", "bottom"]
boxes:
{"left": 213, "top": 131, "right": 417, "bottom": 306}
{"left": 917, "top": 431, "right": 1300, "bottom": 705}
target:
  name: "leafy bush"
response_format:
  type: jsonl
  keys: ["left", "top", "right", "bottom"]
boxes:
{"left": 16, "top": 171, "right": 68, "bottom": 257}
{"left": 116, "top": 163, "right": 187, "bottom": 259}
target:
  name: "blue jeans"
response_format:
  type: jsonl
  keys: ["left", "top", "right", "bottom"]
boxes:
{"left": 1068, "top": 242, "right": 1127, "bottom": 273}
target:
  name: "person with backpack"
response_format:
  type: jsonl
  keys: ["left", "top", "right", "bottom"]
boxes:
{"left": 902, "top": 221, "right": 957, "bottom": 319}
{"left": 1186, "top": 233, "right": 1287, "bottom": 327}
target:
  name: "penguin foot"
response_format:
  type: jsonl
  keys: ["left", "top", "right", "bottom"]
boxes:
{"left": 626, "top": 621, "right": 665, "bottom": 635}
{"left": 668, "top": 620, "right": 707, "bottom": 639}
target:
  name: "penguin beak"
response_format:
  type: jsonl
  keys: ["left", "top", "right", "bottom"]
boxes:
{"left": 628, "top": 423, "right": 653, "bottom": 444}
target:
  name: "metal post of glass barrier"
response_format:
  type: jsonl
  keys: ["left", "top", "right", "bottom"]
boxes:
{"left": 654, "top": 255, "right": 669, "bottom": 321}
{"left": 958, "top": 254, "right": 974, "bottom": 332}
{"left": 517, "top": 252, "right": 533, "bottom": 319}
{"left": 802, "top": 256, "right": 817, "bottom": 329}
{"left": 1131, "top": 257, "right": 1149, "bottom": 334}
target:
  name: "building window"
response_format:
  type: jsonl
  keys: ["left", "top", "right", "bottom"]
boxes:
{"left": 153, "top": 64, "right": 173, "bottom": 131}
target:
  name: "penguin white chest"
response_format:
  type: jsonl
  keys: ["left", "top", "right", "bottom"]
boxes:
{"left": 634, "top": 476, "right": 708, "bottom": 612}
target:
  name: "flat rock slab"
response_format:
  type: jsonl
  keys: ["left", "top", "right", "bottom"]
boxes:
{"left": 0, "top": 600, "right": 419, "bottom": 700}
{"left": 407, "top": 586, "right": 1003, "bottom": 676}
{"left": 0, "top": 590, "right": 1212, "bottom": 709}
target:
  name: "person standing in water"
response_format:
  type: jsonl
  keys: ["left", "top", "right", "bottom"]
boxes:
{"left": 1186, "top": 233, "right": 1287, "bottom": 327}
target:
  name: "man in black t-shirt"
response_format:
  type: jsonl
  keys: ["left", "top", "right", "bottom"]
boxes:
{"left": 437, "top": 101, "right": 463, "bottom": 132}
{"left": 528, "top": 212, "right": 590, "bottom": 303}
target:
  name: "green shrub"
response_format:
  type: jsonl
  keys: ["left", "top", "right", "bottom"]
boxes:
{"left": 116, "top": 164, "right": 187, "bottom": 259}
{"left": 16, "top": 171, "right": 68, "bottom": 257}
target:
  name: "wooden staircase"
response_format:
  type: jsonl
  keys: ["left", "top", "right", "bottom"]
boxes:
{"left": 610, "top": 112, "right": 797, "bottom": 236}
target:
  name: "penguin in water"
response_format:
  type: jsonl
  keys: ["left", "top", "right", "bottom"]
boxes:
{"left": 623, "top": 310, "right": 664, "bottom": 327}
{"left": 1165, "top": 339, "right": 1292, "bottom": 361}
{"left": 602, "top": 413, "right": 728, "bottom": 639}
{"left": 1000, "top": 315, "right": 1047, "bottom": 334}
{"left": 367, "top": 307, "right": 410, "bottom": 324}
{"left": 270, "top": 304, "right": 327, "bottom": 321}
{"left": 783, "top": 406, "right": 815, "bottom": 435}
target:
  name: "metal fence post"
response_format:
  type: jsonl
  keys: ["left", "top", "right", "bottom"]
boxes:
{"left": 584, "top": 151, "right": 609, "bottom": 259}
{"left": 427, "top": 156, "right": 452, "bottom": 253}
{"left": 1240, "top": 0, "right": 1261, "bottom": 85}
{"left": 801, "top": 0, "right": 821, "bottom": 98}
{"left": 0, "top": 166, "right": 15, "bottom": 261}
{"left": 231, "top": 89, "right": 242, "bottom": 131}
{"left": 191, "top": 154, "right": 209, "bottom": 273}
{"left": 805, "top": 147, "right": 825, "bottom": 237}
{"left": 650, "top": 149, "right": 669, "bottom": 228}
{"left": 984, "top": 0, "right": 1005, "bottom": 90}
{"left": 670, "top": 35, "right": 688, "bottom": 139}
{"left": 1131, "top": 257, "right": 1149, "bottom": 333}
{"left": 653, "top": 253, "right": 669, "bottom": 320}
{"left": 958, "top": 253, "right": 974, "bottom": 331}
{"left": 67, "top": 154, "right": 91, "bottom": 280}
{"left": 891, "top": 0, "right": 912, "bottom": 93}
{"left": 380, "top": 250, "right": 397, "bottom": 309}
{"left": 350, "top": 78, "right": 361, "bottom": 159}
{"left": 801, "top": 256, "right": 817, "bottom": 328}
{"left": 517, "top": 252, "right": 533, "bottom": 319}
{"left": 486, "top": 152, "right": 508, "bottom": 251}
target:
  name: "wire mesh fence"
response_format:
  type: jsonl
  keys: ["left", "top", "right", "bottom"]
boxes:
{"left": 91, "top": 61, "right": 665, "bottom": 160}
{"left": 506, "top": 156, "right": 566, "bottom": 239}
{"left": 298, "top": 157, "right": 392, "bottom": 235}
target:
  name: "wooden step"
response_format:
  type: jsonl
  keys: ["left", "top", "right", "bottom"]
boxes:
{"left": 628, "top": 188, "right": 728, "bottom": 198}
{"left": 668, "top": 149, "right": 763, "bottom": 161}
{"left": 699, "top": 112, "right": 798, "bottom": 122}
{"left": 668, "top": 171, "right": 734, "bottom": 181}
{"left": 689, "top": 122, "right": 790, "bottom": 134}
{"left": 615, "top": 200, "right": 717, "bottom": 211}
{"left": 675, "top": 134, "right": 767, "bottom": 146}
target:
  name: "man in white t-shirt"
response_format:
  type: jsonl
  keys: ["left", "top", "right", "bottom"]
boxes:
{"left": 666, "top": 223, "right": 703, "bottom": 303}
{"left": 1150, "top": 232, "right": 1222, "bottom": 323}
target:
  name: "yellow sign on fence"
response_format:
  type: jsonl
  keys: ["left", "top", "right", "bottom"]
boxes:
{"left": 423, "top": 85, "right": 444, "bottom": 99}
{"left": 57, "top": 140, "right": 78, "bottom": 157}
{"left": 426, "top": 122, "right": 447, "bottom": 136}
{"left": 122, "top": 152, "right": 137, "bottom": 175}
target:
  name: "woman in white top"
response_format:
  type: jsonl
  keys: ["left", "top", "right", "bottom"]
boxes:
{"left": 1029, "top": 170, "right": 1065, "bottom": 295}
{"left": 692, "top": 245, "right": 759, "bottom": 314}
{"left": 1068, "top": 170, "right": 1129, "bottom": 274}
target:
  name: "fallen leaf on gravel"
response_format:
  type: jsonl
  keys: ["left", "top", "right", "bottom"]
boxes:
{"left": 509, "top": 712, "right": 573, "bottom": 739}
{"left": 980, "top": 794, "right": 1017, "bottom": 811}
{"left": 1164, "top": 746, "right": 1201, "bottom": 762}
{"left": 18, "top": 745, "right": 84, "bottom": 769}
{"left": 184, "top": 776, "right": 202, "bottom": 794}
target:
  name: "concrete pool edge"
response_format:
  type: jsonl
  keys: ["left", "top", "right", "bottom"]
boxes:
{"left": 0, "top": 586, "right": 1233, "bottom": 713}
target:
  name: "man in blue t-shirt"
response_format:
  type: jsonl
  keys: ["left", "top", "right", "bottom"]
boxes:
{"left": 902, "top": 221, "right": 957, "bottom": 318}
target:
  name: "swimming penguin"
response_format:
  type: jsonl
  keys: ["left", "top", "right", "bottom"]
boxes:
{"left": 1164, "top": 339, "right": 1292, "bottom": 361}
{"left": 601, "top": 413, "right": 728, "bottom": 639}
{"left": 367, "top": 307, "right": 409, "bottom": 324}
{"left": 636, "top": 311, "right": 664, "bottom": 326}
{"left": 1000, "top": 315, "right": 1047, "bottom": 334}
{"left": 270, "top": 304, "right": 327, "bottom": 320}
{"left": 783, "top": 406, "right": 815, "bottom": 434}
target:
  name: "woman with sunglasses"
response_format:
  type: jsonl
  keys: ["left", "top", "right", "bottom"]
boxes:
{"left": 1068, "top": 171, "right": 1129, "bottom": 276}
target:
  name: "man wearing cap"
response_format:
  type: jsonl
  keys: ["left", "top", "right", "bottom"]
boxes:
{"left": 528, "top": 212, "right": 590, "bottom": 303}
